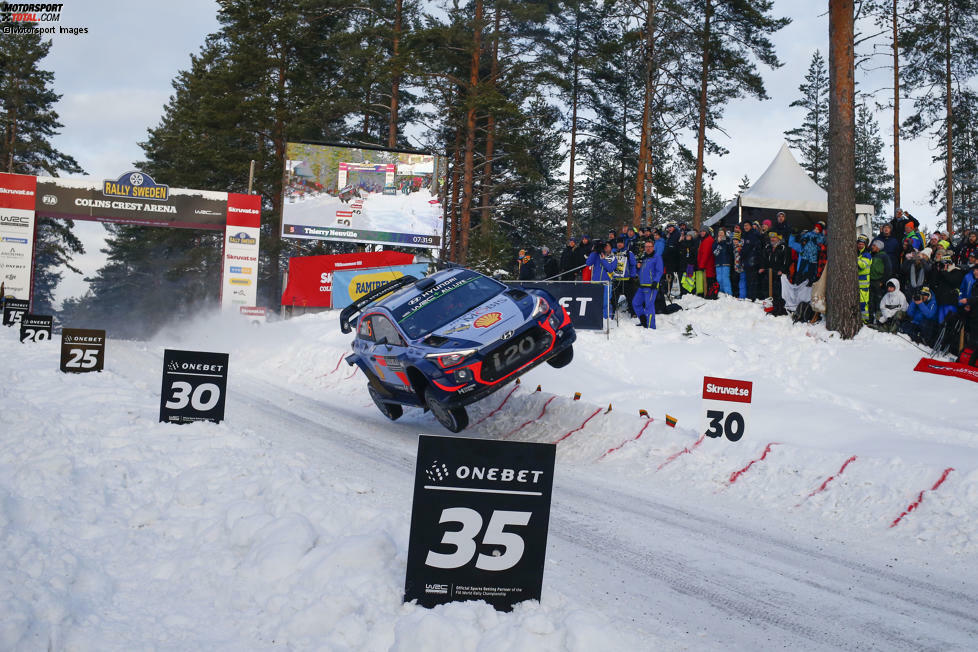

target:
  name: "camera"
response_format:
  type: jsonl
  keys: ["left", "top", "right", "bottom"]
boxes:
{"left": 912, "top": 292, "right": 922, "bottom": 301}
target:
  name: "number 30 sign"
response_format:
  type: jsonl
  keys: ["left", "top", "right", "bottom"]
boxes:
{"left": 702, "top": 376, "right": 752, "bottom": 442}
{"left": 160, "top": 349, "right": 229, "bottom": 424}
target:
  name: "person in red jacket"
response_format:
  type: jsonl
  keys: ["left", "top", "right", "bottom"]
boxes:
{"left": 697, "top": 227, "right": 717, "bottom": 299}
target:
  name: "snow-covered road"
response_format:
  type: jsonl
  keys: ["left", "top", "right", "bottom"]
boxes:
{"left": 3, "top": 296, "right": 977, "bottom": 650}
{"left": 234, "top": 370, "right": 978, "bottom": 650}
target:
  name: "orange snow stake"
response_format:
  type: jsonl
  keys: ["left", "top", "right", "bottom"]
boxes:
{"left": 604, "top": 403, "right": 613, "bottom": 414}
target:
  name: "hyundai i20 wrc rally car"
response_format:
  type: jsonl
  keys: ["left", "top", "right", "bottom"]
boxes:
{"left": 339, "top": 268, "right": 576, "bottom": 433}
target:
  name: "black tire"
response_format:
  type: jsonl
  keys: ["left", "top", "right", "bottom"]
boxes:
{"left": 425, "top": 388, "right": 469, "bottom": 433}
{"left": 547, "top": 345, "right": 574, "bottom": 368}
{"left": 369, "top": 385, "right": 403, "bottom": 421}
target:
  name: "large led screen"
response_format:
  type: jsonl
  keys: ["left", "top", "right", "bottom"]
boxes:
{"left": 281, "top": 142, "right": 444, "bottom": 249}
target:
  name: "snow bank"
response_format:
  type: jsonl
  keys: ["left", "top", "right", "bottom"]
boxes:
{"left": 0, "top": 329, "right": 648, "bottom": 650}
{"left": 3, "top": 292, "right": 976, "bottom": 648}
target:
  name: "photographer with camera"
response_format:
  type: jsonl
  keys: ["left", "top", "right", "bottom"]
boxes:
{"left": 902, "top": 286, "right": 938, "bottom": 345}
{"left": 900, "top": 248, "right": 930, "bottom": 301}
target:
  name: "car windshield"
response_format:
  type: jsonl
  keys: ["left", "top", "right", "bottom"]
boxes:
{"left": 390, "top": 271, "right": 505, "bottom": 339}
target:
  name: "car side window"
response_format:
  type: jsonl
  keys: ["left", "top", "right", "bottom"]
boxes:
{"left": 358, "top": 317, "right": 374, "bottom": 341}
{"left": 371, "top": 315, "right": 405, "bottom": 346}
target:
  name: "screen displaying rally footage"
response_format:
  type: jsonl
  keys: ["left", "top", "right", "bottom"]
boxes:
{"left": 281, "top": 142, "right": 445, "bottom": 249}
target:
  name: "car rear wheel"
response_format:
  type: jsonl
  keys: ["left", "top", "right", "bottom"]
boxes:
{"left": 369, "top": 385, "right": 403, "bottom": 421}
{"left": 547, "top": 345, "right": 574, "bottom": 368}
{"left": 425, "top": 388, "right": 469, "bottom": 433}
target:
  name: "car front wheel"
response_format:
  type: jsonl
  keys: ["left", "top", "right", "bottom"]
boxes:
{"left": 369, "top": 385, "right": 403, "bottom": 421}
{"left": 547, "top": 345, "right": 574, "bottom": 368}
{"left": 425, "top": 387, "right": 469, "bottom": 433}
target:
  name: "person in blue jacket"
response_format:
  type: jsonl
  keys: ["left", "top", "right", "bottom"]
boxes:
{"left": 652, "top": 228, "right": 666, "bottom": 258}
{"left": 713, "top": 228, "right": 734, "bottom": 295}
{"left": 901, "top": 285, "right": 938, "bottom": 345}
{"left": 632, "top": 239, "right": 664, "bottom": 328}
{"left": 876, "top": 223, "right": 901, "bottom": 272}
{"left": 961, "top": 262, "right": 977, "bottom": 299}
{"left": 586, "top": 240, "right": 617, "bottom": 318}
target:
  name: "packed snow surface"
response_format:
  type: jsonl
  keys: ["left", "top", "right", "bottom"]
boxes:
{"left": 2, "top": 295, "right": 977, "bottom": 650}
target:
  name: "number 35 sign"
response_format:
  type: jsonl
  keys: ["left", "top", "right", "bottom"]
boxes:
{"left": 702, "top": 376, "right": 753, "bottom": 442}
{"left": 160, "top": 349, "right": 229, "bottom": 424}
{"left": 404, "top": 435, "right": 555, "bottom": 612}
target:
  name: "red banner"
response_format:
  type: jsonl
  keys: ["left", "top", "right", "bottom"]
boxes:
{"left": 0, "top": 172, "right": 37, "bottom": 210}
{"left": 702, "top": 376, "right": 753, "bottom": 403}
{"left": 913, "top": 358, "right": 978, "bottom": 384}
{"left": 280, "top": 251, "right": 416, "bottom": 307}
{"left": 226, "top": 193, "right": 261, "bottom": 228}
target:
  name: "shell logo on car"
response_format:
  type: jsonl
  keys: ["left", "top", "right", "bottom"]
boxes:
{"left": 474, "top": 312, "right": 503, "bottom": 328}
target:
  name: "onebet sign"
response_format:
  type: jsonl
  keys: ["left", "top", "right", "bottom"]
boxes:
{"left": 701, "top": 376, "right": 753, "bottom": 442}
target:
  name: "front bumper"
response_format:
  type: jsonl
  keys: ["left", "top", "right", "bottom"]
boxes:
{"left": 432, "top": 312, "right": 576, "bottom": 409}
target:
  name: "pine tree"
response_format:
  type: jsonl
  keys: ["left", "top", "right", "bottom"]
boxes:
{"left": 901, "top": 0, "right": 978, "bottom": 237}
{"left": 865, "top": 0, "right": 908, "bottom": 216}
{"left": 690, "top": 0, "right": 789, "bottom": 228}
{"left": 854, "top": 101, "right": 894, "bottom": 226}
{"left": 785, "top": 50, "right": 830, "bottom": 187}
{"left": 738, "top": 174, "right": 751, "bottom": 193}
{"left": 543, "top": 0, "right": 602, "bottom": 239}
{"left": 927, "top": 89, "right": 978, "bottom": 234}
{"left": 826, "top": 0, "right": 861, "bottom": 339}
{"left": 0, "top": 32, "right": 85, "bottom": 312}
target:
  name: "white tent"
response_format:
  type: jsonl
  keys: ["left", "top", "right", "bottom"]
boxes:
{"left": 705, "top": 143, "right": 875, "bottom": 236}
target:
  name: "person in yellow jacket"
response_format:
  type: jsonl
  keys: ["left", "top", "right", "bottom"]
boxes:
{"left": 857, "top": 234, "right": 872, "bottom": 322}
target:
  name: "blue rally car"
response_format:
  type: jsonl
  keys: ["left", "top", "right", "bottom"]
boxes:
{"left": 340, "top": 268, "right": 576, "bottom": 432}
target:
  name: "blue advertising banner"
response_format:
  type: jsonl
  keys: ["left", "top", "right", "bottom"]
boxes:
{"left": 331, "top": 263, "right": 429, "bottom": 309}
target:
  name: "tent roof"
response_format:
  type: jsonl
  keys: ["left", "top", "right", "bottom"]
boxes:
{"left": 706, "top": 143, "right": 874, "bottom": 227}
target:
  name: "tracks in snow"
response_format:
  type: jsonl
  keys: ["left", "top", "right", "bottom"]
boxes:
{"left": 228, "top": 370, "right": 978, "bottom": 651}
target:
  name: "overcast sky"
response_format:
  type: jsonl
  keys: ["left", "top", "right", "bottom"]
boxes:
{"left": 43, "top": 0, "right": 941, "bottom": 305}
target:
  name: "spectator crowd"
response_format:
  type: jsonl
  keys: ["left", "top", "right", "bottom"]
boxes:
{"left": 513, "top": 208, "right": 978, "bottom": 365}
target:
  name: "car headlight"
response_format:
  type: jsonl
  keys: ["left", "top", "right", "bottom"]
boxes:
{"left": 548, "top": 309, "right": 563, "bottom": 330}
{"left": 425, "top": 349, "right": 477, "bottom": 369}
{"left": 531, "top": 295, "right": 550, "bottom": 320}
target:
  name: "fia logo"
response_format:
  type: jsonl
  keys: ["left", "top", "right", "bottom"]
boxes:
{"left": 425, "top": 461, "right": 450, "bottom": 483}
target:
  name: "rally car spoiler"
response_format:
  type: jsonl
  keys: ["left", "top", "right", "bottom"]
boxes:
{"left": 339, "top": 275, "right": 419, "bottom": 333}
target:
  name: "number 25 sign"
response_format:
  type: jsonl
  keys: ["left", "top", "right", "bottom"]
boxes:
{"left": 702, "top": 376, "right": 752, "bottom": 442}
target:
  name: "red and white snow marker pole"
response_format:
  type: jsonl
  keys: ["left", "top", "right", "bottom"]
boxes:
{"left": 701, "top": 376, "right": 753, "bottom": 442}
